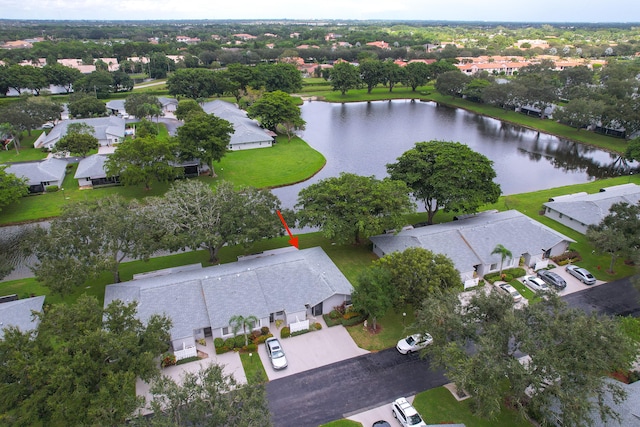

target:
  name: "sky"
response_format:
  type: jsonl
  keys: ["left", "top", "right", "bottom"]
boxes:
{"left": 1, "top": 0, "right": 639, "bottom": 22}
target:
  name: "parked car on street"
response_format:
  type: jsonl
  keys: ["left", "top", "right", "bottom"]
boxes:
{"left": 396, "top": 333, "right": 433, "bottom": 355}
{"left": 565, "top": 265, "right": 596, "bottom": 285}
{"left": 537, "top": 270, "right": 567, "bottom": 290}
{"left": 523, "top": 275, "right": 550, "bottom": 293}
{"left": 265, "top": 337, "right": 288, "bottom": 370}
{"left": 372, "top": 421, "right": 391, "bottom": 427}
{"left": 392, "top": 397, "right": 427, "bottom": 427}
{"left": 498, "top": 283, "right": 523, "bottom": 303}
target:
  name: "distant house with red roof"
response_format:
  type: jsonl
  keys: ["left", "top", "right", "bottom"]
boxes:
{"left": 366, "top": 41, "right": 390, "bottom": 50}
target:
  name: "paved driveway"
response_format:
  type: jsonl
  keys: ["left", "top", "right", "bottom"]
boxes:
{"left": 563, "top": 276, "right": 640, "bottom": 316}
{"left": 267, "top": 348, "right": 448, "bottom": 427}
{"left": 259, "top": 318, "right": 369, "bottom": 380}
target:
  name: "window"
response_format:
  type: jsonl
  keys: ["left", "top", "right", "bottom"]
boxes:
{"left": 490, "top": 263, "right": 498, "bottom": 271}
{"left": 222, "top": 326, "right": 231, "bottom": 336}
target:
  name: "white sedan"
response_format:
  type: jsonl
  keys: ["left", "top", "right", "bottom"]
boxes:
{"left": 396, "top": 333, "right": 433, "bottom": 354}
{"left": 499, "top": 283, "right": 523, "bottom": 303}
{"left": 523, "top": 275, "right": 550, "bottom": 293}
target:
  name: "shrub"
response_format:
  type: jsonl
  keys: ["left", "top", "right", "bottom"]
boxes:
{"left": 281, "top": 326, "right": 291, "bottom": 338}
{"left": 243, "top": 343, "right": 258, "bottom": 352}
{"left": 261, "top": 326, "right": 270, "bottom": 335}
{"left": 291, "top": 329, "right": 310, "bottom": 337}
{"left": 176, "top": 356, "right": 200, "bottom": 365}
{"left": 343, "top": 311, "right": 361, "bottom": 320}
{"left": 224, "top": 337, "right": 236, "bottom": 349}
{"left": 234, "top": 334, "right": 247, "bottom": 348}
{"left": 334, "top": 302, "right": 347, "bottom": 315}
{"left": 255, "top": 333, "right": 273, "bottom": 344}
{"left": 250, "top": 330, "right": 262, "bottom": 340}
{"left": 552, "top": 250, "right": 582, "bottom": 264}
{"left": 45, "top": 185, "right": 59, "bottom": 192}
{"left": 323, "top": 313, "right": 342, "bottom": 327}
{"left": 629, "top": 370, "right": 640, "bottom": 383}
{"left": 329, "top": 310, "right": 341, "bottom": 319}
{"left": 214, "top": 337, "right": 224, "bottom": 348}
{"left": 342, "top": 314, "right": 366, "bottom": 326}
{"left": 161, "top": 352, "right": 176, "bottom": 368}
{"left": 275, "top": 319, "right": 284, "bottom": 329}
{"left": 215, "top": 346, "right": 231, "bottom": 355}
{"left": 197, "top": 338, "right": 206, "bottom": 346}
{"left": 314, "top": 322, "right": 322, "bottom": 330}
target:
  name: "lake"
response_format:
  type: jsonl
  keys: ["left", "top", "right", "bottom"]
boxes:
{"left": 272, "top": 99, "right": 637, "bottom": 210}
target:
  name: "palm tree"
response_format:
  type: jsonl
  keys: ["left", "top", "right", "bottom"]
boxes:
{"left": 491, "top": 244, "right": 513, "bottom": 278}
{"left": 229, "top": 314, "right": 259, "bottom": 346}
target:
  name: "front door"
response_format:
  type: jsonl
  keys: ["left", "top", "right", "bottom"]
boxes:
{"left": 312, "top": 302, "right": 323, "bottom": 316}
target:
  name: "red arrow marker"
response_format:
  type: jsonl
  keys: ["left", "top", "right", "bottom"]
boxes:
{"left": 277, "top": 210, "right": 299, "bottom": 249}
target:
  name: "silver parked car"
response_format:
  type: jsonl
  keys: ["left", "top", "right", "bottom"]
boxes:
{"left": 537, "top": 270, "right": 567, "bottom": 290}
{"left": 523, "top": 275, "right": 549, "bottom": 293}
{"left": 565, "top": 265, "right": 596, "bottom": 285}
{"left": 499, "top": 283, "right": 523, "bottom": 303}
{"left": 265, "top": 337, "right": 288, "bottom": 370}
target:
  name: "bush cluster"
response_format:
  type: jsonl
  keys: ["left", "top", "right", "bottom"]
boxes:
{"left": 484, "top": 267, "right": 526, "bottom": 283}
{"left": 161, "top": 352, "right": 176, "bottom": 368}
{"left": 45, "top": 185, "right": 59, "bottom": 192}
{"left": 551, "top": 251, "right": 582, "bottom": 265}
{"left": 214, "top": 326, "right": 274, "bottom": 354}
{"left": 281, "top": 326, "right": 291, "bottom": 339}
{"left": 176, "top": 356, "right": 200, "bottom": 365}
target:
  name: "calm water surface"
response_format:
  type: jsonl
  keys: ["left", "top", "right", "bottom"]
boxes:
{"left": 273, "top": 100, "right": 637, "bottom": 209}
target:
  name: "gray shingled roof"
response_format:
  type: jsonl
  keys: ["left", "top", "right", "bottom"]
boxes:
{"left": 544, "top": 184, "right": 640, "bottom": 227}
{"left": 74, "top": 154, "right": 110, "bottom": 179}
{"left": 370, "top": 210, "right": 575, "bottom": 273}
{"left": 41, "top": 116, "right": 125, "bottom": 148}
{"left": 103, "top": 247, "right": 352, "bottom": 339}
{"left": 5, "top": 158, "right": 67, "bottom": 186}
{"left": 0, "top": 296, "right": 45, "bottom": 339}
{"left": 202, "top": 100, "right": 273, "bottom": 146}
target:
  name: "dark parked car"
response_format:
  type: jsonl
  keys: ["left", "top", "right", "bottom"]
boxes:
{"left": 537, "top": 270, "right": 567, "bottom": 290}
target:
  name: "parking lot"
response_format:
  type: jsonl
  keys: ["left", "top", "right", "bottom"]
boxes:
{"left": 522, "top": 263, "right": 606, "bottom": 297}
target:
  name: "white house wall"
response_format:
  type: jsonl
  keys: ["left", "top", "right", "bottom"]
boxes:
{"left": 544, "top": 207, "right": 589, "bottom": 234}
{"left": 228, "top": 141, "right": 273, "bottom": 151}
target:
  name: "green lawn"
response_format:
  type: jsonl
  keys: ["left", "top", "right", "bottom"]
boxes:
{"left": 345, "top": 308, "right": 416, "bottom": 351}
{"left": 319, "top": 420, "right": 362, "bottom": 427}
{"left": 413, "top": 387, "right": 532, "bottom": 427}
{"left": 0, "top": 130, "right": 48, "bottom": 162}
{"left": 0, "top": 135, "right": 326, "bottom": 225}
{"left": 239, "top": 352, "right": 268, "bottom": 384}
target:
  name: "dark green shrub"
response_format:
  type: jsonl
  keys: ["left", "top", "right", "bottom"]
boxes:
{"left": 234, "top": 334, "right": 246, "bottom": 348}
{"left": 224, "top": 337, "right": 235, "bottom": 349}
{"left": 342, "top": 314, "right": 366, "bottom": 326}
{"left": 291, "top": 329, "right": 310, "bottom": 337}
{"left": 215, "top": 346, "right": 231, "bottom": 355}
{"left": 314, "top": 322, "right": 322, "bottom": 330}
{"left": 250, "top": 330, "right": 262, "bottom": 340}
{"left": 244, "top": 343, "right": 257, "bottom": 352}
{"left": 161, "top": 353, "right": 176, "bottom": 368}
{"left": 261, "top": 326, "right": 270, "bottom": 335}
{"left": 255, "top": 333, "right": 273, "bottom": 344}
{"left": 281, "top": 326, "right": 291, "bottom": 338}
{"left": 323, "top": 313, "right": 342, "bottom": 327}
{"left": 45, "top": 185, "right": 59, "bottom": 192}
{"left": 214, "top": 337, "right": 224, "bottom": 348}
{"left": 176, "top": 356, "right": 200, "bottom": 365}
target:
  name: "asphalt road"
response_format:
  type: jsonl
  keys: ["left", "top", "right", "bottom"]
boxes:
{"left": 266, "top": 348, "right": 448, "bottom": 427}
{"left": 563, "top": 276, "right": 640, "bottom": 317}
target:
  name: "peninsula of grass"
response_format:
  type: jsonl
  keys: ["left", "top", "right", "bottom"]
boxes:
{"left": 0, "top": 135, "right": 325, "bottom": 225}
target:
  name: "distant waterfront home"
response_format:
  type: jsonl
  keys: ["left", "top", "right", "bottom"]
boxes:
{"left": 202, "top": 100, "right": 275, "bottom": 151}
{"left": 370, "top": 210, "right": 574, "bottom": 289}
{"left": 38, "top": 116, "right": 126, "bottom": 150}
{"left": 543, "top": 183, "right": 640, "bottom": 234}
{"left": 0, "top": 296, "right": 45, "bottom": 339}
{"left": 5, "top": 158, "right": 67, "bottom": 193}
{"left": 74, "top": 154, "right": 120, "bottom": 188}
{"left": 104, "top": 247, "right": 353, "bottom": 360}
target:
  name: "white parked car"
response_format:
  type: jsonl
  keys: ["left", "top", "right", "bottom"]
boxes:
{"left": 392, "top": 397, "right": 427, "bottom": 427}
{"left": 523, "top": 275, "right": 550, "bottom": 293}
{"left": 498, "top": 283, "right": 523, "bottom": 303}
{"left": 265, "top": 337, "right": 287, "bottom": 370}
{"left": 565, "top": 265, "right": 596, "bottom": 285}
{"left": 396, "top": 333, "right": 433, "bottom": 355}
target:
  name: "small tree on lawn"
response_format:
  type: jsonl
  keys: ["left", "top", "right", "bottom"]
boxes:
{"left": 351, "top": 266, "right": 392, "bottom": 331}
{"left": 229, "top": 314, "right": 259, "bottom": 346}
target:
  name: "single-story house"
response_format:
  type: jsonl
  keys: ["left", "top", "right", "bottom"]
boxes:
{"left": 38, "top": 116, "right": 126, "bottom": 149}
{"left": 158, "top": 97, "right": 178, "bottom": 114}
{"left": 104, "top": 247, "right": 353, "bottom": 358}
{"left": 74, "top": 154, "right": 120, "bottom": 188}
{"left": 370, "top": 210, "right": 575, "bottom": 288}
{"left": 106, "top": 97, "right": 177, "bottom": 117}
{"left": 0, "top": 296, "right": 45, "bottom": 339}
{"left": 543, "top": 184, "right": 640, "bottom": 234}
{"left": 202, "top": 100, "right": 275, "bottom": 150}
{"left": 105, "top": 99, "right": 128, "bottom": 116}
{"left": 4, "top": 158, "right": 68, "bottom": 193}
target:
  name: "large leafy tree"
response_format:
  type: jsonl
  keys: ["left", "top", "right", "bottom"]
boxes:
{"left": 67, "top": 94, "right": 107, "bottom": 118}
{"left": 4, "top": 64, "right": 47, "bottom": 95}
{"left": 125, "top": 93, "right": 163, "bottom": 120}
{"left": 141, "top": 365, "right": 271, "bottom": 426}
{"left": 174, "top": 98, "right": 203, "bottom": 121}
{"left": 296, "top": 173, "right": 415, "bottom": 244}
{"left": 624, "top": 137, "right": 640, "bottom": 162}
{"left": 329, "top": 61, "right": 361, "bottom": 95}
{"left": 382, "top": 60, "right": 405, "bottom": 92}
{"left": 147, "top": 180, "right": 284, "bottom": 263}
{"left": 0, "top": 165, "right": 28, "bottom": 213}
{"left": 106, "top": 135, "right": 181, "bottom": 190}
{"left": 587, "top": 202, "right": 640, "bottom": 273}
{"left": 351, "top": 266, "right": 393, "bottom": 331}
{"left": 387, "top": 141, "right": 501, "bottom": 225}
{"left": 55, "top": 122, "right": 99, "bottom": 157}
{"left": 435, "top": 70, "right": 472, "bottom": 98}
{"left": 247, "top": 90, "right": 305, "bottom": 134}
{"left": 415, "top": 290, "right": 636, "bottom": 426}
{"left": 31, "top": 195, "right": 162, "bottom": 294}
{"left": 42, "top": 63, "right": 83, "bottom": 93}
{"left": 374, "top": 247, "right": 462, "bottom": 308}
{"left": 167, "top": 68, "right": 216, "bottom": 99}
{"left": 553, "top": 98, "right": 604, "bottom": 130}
{"left": 359, "top": 59, "right": 384, "bottom": 93}
{"left": 73, "top": 70, "right": 114, "bottom": 98}
{"left": 254, "top": 62, "right": 303, "bottom": 93}
{"left": 176, "top": 111, "right": 234, "bottom": 177}
{"left": 0, "top": 96, "right": 62, "bottom": 139}
{"left": 403, "top": 61, "right": 431, "bottom": 91}
{"left": 0, "top": 223, "right": 36, "bottom": 280}
{"left": 0, "top": 296, "right": 171, "bottom": 426}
